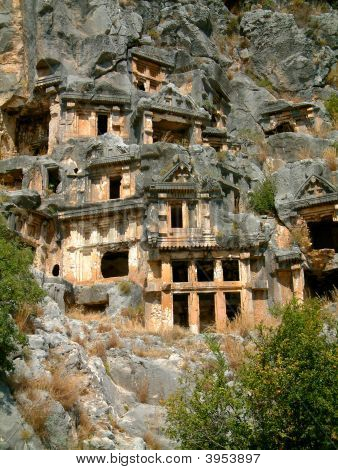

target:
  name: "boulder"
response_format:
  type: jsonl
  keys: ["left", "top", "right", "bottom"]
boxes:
{"left": 107, "top": 282, "right": 143, "bottom": 317}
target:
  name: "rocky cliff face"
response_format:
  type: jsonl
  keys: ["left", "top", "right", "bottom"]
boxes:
{"left": 0, "top": 0, "right": 337, "bottom": 449}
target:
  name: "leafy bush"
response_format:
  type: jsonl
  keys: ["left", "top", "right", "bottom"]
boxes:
{"left": 166, "top": 299, "right": 338, "bottom": 449}
{"left": 226, "top": 17, "right": 239, "bottom": 35}
{"left": 325, "top": 94, "right": 338, "bottom": 124}
{"left": 0, "top": 219, "right": 44, "bottom": 373}
{"left": 249, "top": 178, "right": 276, "bottom": 215}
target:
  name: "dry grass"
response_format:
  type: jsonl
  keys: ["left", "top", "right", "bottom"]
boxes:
{"left": 19, "top": 399, "right": 51, "bottom": 440}
{"left": 224, "top": 312, "right": 280, "bottom": 338}
{"left": 323, "top": 146, "right": 337, "bottom": 171}
{"left": 224, "top": 313, "right": 255, "bottom": 338}
{"left": 11, "top": 370, "right": 85, "bottom": 439}
{"left": 109, "top": 414, "right": 123, "bottom": 432}
{"left": 298, "top": 147, "right": 312, "bottom": 160}
{"left": 67, "top": 305, "right": 105, "bottom": 322}
{"left": 132, "top": 345, "right": 170, "bottom": 359}
{"left": 226, "top": 33, "right": 240, "bottom": 58}
{"left": 136, "top": 377, "right": 149, "bottom": 403}
{"left": 13, "top": 369, "right": 85, "bottom": 410}
{"left": 307, "top": 121, "right": 331, "bottom": 139}
{"left": 278, "top": 93, "right": 303, "bottom": 103}
{"left": 143, "top": 431, "right": 162, "bottom": 450}
{"left": 326, "top": 64, "right": 337, "bottom": 88}
{"left": 290, "top": 223, "right": 312, "bottom": 252}
{"left": 72, "top": 335, "right": 87, "bottom": 348}
{"left": 158, "top": 325, "right": 191, "bottom": 344}
{"left": 14, "top": 303, "right": 43, "bottom": 334}
{"left": 77, "top": 407, "right": 95, "bottom": 442}
{"left": 221, "top": 336, "right": 246, "bottom": 370}
{"left": 119, "top": 0, "right": 136, "bottom": 6}
{"left": 88, "top": 340, "right": 107, "bottom": 360}
{"left": 106, "top": 330, "right": 123, "bottom": 349}
{"left": 97, "top": 318, "right": 114, "bottom": 333}
{"left": 49, "top": 370, "right": 85, "bottom": 411}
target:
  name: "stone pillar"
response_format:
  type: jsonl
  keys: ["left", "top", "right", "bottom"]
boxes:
{"left": 111, "top": 106, "right": 121, "bottom": 136}
{"left": 189, "top": 292, "right": 199, "bottom": 334}
{"left": 189, "top": 260, "right": 197, "bottom": 283}
{"left": 89, "top": 111, "right": 97, "bottom": 137}
{"left": 48, "top": 96, "right": 61, "bottom": 154}
{"left": 121, "top": 166, "right": 130, "bottom": 198}
{"left": 162, "top": 257, "right": 172, "bottom": 284}
{"left": 292, "top": 264, "right": 304, "bottom": 301}
{"left": 214, "top": 259, "right": 223, "bottom": 282}
{"left": 239, "top": 253, "right": 253, "bottom": 319}
{"left": 182, "top": 201, "right": 189, "bottom": 229}
{"left": 162, "top": 292, "right": 173, "bottom": 327}
{"left": 143, "top": 111, "right": 153, "bottom": 144}
{"left": 191, "top": 120, "right": 203, "bottom": 145}
{"left": 215, "top": 291, "right": 227, "bottom": 332}
{"left": 201, "top": 201, "right": 211, "bottom": 232}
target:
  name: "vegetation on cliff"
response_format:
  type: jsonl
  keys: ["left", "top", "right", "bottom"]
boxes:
{"left": 166, "top": 299, "right": 338, "bottom": 449}
{"left": 0, "top": 219, "right": 44, "bottom": 373}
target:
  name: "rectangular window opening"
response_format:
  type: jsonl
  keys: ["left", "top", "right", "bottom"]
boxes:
{"left": 222, "top": 260, "right": 240, "bottom": 281}
{"left": 0, "top": 170, "right": 23, "bottom": 190}
{"left": 171, "top": 204, "right": 183, "bottom": 228}
{"left": 196, "top": 260, "right": 214, "bottom": 282}
{"left": 225, "top": 292, "right": 241, "bottom": 321}
{"left": 308, "top": 220, "right": 338, "bottom": 252}
{"left": 199, "top": 293, "right": 215, "bottom": 332}
{"left": 173, "top": 294, "right": 189, "bottom": 328}
{"left": 172, "top": 261, "right": 189, "bottom": 283}
{"left": 47, "top": 167, "right": 60, "bottom": 193}
{"left": 109, "top": 176, "right": 122, "bottom": 200}
{"left": 97, "top": 114, "right": 108, "bottom": 135}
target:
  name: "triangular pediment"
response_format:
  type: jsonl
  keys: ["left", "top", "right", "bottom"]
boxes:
{"left": 161, "top": 161, "right": 194, "bottom": 183}
{"left": 295, "top": 175, "right": 336, "bottom": 200}
{"left": 154, "top": 84, "right": 202, "bottom": 114}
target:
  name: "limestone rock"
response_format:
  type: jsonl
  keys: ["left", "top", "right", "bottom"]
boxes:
{"left": 0, "top": 382, "right": 43, "bottom": 450}
{"left": 240, "top": 10, "right": 335, "bottom": 92}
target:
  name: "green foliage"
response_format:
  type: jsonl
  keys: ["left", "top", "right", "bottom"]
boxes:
{"left": 166, "top": 336, "right": 252, "bottom": 449}
{"left": 0, "top": 218, "right": 44, "bottom": 373}
{"left": 325, "top": 94, "right": 338, "bottom": 124}
{"left": 249, "top": 178, "right": 276, "bottom": 215}
{"left": 226, "top": 17, "right": 239, "bottom": 35}
{"left": 202, "top": 99, "right": 217, "bottom": 114}
{"left": 148, "top": 29, "right": 160, "bottom": 41}
{"left": 165, "top": 300, "right": 338, "bottom": 450}
{"left": 0, "top": 310, "right": 27, "bottom": 374}
{"left": 256, "top": 78, "right": 274, "bottom": 93}
{"left": 118, "top": 280, "right": 132, "bottom": 296}
{"left": 241, "top": 299, "right": 338, "bottom": 450}
{"left": 261, "top": 0, "right": 276, "bottom": 10}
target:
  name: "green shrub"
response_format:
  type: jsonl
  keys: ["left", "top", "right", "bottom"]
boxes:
{"left": 118, "top": 280, "right": 132, "bottom": 296}
{"left": 226, "top": 16, "right": 239, "bottom": 35}
{"left": 148, "top": 29, "right": 160, "bottom": 41}
{"left": 165, "top": 299, "right": 338, "bottom": 449}
{"left": 0, "top": 219, "right": 44, "bottom": 373}
{"left": 249, "top": 178, "right": 276, "bottom": 215}
{"left": 325, "top": 94, "right": 338, "bottom": 124}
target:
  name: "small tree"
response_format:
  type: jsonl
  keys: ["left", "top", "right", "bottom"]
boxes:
{"left": 165, "top": 299, "right": 338, "bottom": 449}
{"left": 249, "top": 178, "right": 276, "bottom": 215}
{"left": 166, "top": 337, "right": 252, "bottom": 449}
{"left": 0, "top": 219, "right": 44, "bottom": 373}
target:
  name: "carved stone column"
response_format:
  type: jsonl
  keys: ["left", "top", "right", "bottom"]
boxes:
{"left": 292, "top": 264, "right": 304, "bottom": 301}
{"left": 215, "top": 291, "right": 227, "bottom": 332}
{"left": 143, "top": 111, "right": 153, "bottom": 144}
{"left": 239, "top": 253, "right": 253, "bottom": 319}
{"left": 189, "top": 292, "right": 199, "bottom": 334}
